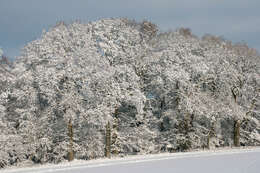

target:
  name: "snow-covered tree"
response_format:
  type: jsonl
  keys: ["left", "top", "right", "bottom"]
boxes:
{"left": 0, "top": 18, "right": 259, "bottom": 168}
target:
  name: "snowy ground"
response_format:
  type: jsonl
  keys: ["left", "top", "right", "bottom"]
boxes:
{"left": 2, "top": 147, "right": 260, "bottom": 173}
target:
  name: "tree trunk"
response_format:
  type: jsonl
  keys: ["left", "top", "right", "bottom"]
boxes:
{"left": 105, "top": 121, "right": 111, "bottom": 158}
{"left": 68, "top": 119, "right": 74, "bottom": 161}
{"left": 207, "top": 123, "right": 216, "bottom": 149}
{"left": 234, "top": 120, "right": 240, "bottom": 147}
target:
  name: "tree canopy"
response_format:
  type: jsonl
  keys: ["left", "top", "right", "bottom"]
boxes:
{"left": 0, "top": 18, "right": 259, "bottom": 168}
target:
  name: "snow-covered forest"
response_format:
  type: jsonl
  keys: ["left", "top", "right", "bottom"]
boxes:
{"left": 0, "top": 18, "right": 259, "bottom": 168}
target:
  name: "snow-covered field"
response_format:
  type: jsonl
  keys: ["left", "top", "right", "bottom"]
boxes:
{"left": 2, "top": 148, "right": 260, "bottom": 173}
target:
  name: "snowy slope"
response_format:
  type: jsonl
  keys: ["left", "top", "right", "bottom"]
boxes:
{"left": 2, "top": 148, "right": 260, "bottom": 173}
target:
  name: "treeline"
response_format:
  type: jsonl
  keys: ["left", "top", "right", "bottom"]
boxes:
{"left": 0, "top": 18, "right": 259, "bottom": 168}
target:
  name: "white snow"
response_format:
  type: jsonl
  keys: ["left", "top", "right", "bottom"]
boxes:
{"left": 2, "top": 147, "right": 260, "bottom": 173}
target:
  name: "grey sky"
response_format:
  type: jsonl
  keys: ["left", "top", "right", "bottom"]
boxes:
{"left": 0, "top": 0, "right": 260, "bottom": 58}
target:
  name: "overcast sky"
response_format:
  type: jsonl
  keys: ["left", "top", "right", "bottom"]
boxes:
{"left": 0, "top": 0, "right": 260, "bottom": 58}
